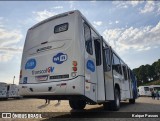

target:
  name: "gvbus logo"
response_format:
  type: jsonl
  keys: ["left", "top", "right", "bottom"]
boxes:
{"left": 53, "top": 53, "right": 67, "bottom": 64}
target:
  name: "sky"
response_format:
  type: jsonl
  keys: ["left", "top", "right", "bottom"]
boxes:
{"left": 0, "top": 1, "right": 160, "bottom": 84}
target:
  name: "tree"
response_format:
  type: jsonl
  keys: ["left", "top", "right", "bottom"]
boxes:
{"left": 145, "top": 64, "right": 155, "bottom": 81}
{"left": 132, "top": 59, "right": 160, "bottom": 86}
{"left": 138, "top": 65, "right": 148, "bottom": 83}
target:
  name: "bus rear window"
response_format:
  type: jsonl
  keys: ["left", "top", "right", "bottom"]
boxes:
{"left": 54, "top": 23, "right": 68, "bottom": 33}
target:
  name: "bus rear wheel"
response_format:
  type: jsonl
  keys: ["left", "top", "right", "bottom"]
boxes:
{"left": 69, "top": 100, "right": 86, "bottom": 110}
{"left": 108, "top": 88, "right": 120, "bottom": 111}
{"left": 129, "top": 99, "right": 135, "bottom": 104}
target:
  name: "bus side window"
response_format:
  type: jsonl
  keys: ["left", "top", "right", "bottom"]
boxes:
{"left": 84, "top": 23, "right": 93, "bottom": 55}
{"left": 103, "top": 47, "right": 111, "bottom": 71}
{"left": 94, "top": 39, "right": 101, "bottom": 66}
{"left": 112, "top": 53, "right": 122, "bottom": 75}
{"left": 127, "top": 69, "right": 131, "bottom": 81}
{"left": 122, "top": 65, "right": 128, "bottom": 80}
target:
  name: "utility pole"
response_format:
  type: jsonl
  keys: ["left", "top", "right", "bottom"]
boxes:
{"left": 13, "top": 76, "right": 15, "bottom": 84}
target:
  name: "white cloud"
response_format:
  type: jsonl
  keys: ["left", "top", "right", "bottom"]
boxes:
{"left": 0, "top": 28, "right": 23, "bottom": 47}
{"left": 53, "top": 6, "right": 63, "bottom": 9}
{"left": 103, "top": 21, "right": 160, "bottom": 53}
{"left": 115, "top": 20, "right": 119, "bottom": 24}
{"left": 0, "top": 46, "right": 22, "bottom": 62}
{"left": 130, "top": 1, "right": 143, "bottom": 7}
{"left": 0, "top": 17, "right": 4, "bottom": 27}
{"left": 0, "top": 27, "right": 23, "bottom": 62}
{"left": 0, "top": 47, "right": 22, "bottom": 53}
{"left": 69, "top": 1, "right": 75, "bottom": 9}
{"left": 109, "top": 21, "right": 112, "bottom": 25}
{"left": 33, "top": 10, "right": 57, "bottom": 22}
{"left": 113, "top": 1, "right": 159, "bottom": 15}
{"left": 140, "top": 1, "right": 155, "bottom": 14}
{"left": 90, "top": 0, "right": 96, "bottom": 3}
{"left": 93, "top": 21, "right": 102, "bottom": 26}
{"left": 112, "top": 1, "right": 143, "bottom": 8}
{"left": 0, "top": 53, "right": 13, "bottom": 62}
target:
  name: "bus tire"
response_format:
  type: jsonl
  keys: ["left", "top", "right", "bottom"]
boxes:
{"left": 109, "top": 88, "right": 120, "bottom": 111}
{"left": 69, "top": 100, "right": 86, "bottom": 110}
{"left": 129, "top": 99, "right": 135, "bottom": 104}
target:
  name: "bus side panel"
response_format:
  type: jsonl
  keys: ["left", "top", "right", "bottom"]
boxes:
{"left": 113, "top": 72, "right": 126, "bottom": 100}
{"left": 104, "top": 71, "right": 114, "bottom": 100}
{"left": 65, "top": 13, "right": 85, "bottom": 95}
{"left": 129, "top": 82, "right": 133, "bottom": 98}
{"left": 125, "top": 80, "right": 131, "bottom": 98}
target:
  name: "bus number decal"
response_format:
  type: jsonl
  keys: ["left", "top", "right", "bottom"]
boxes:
{"left": 86, "top": 60, "right": 95, "bottom": 72}
{"left": 53, "top": 53, "right": 68, "bottom": 64}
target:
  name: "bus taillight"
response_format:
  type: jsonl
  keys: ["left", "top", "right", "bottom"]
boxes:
{"left": 72, "top": 67, "right": 77, "bottom": 71}
{"left": 71, "top": 61, "right": 77, "bottom": 77}
{"left": 72, "top": 61, "right": 77, "bottom": 72}
{"left": 72, "top": 61, "right": 77, "bottom": 66}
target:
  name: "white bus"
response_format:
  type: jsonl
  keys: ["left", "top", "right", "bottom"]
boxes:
{"left": 150, "top": 85, "right": 160, "bottom": 91}
{"left": 7, "top": 84, "right": 21, "bottom": 98}
{"left": 138, "top": 86, "right": 151, "bottom": 96}
{"left": 19, "top": 10, "right": 137, "bottom": 111}
{"left": 0, "top": 82, "right": 8, "bottom": 100}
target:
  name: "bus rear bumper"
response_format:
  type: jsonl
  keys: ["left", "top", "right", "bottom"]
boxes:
{"left": 19, "top": 76, "right": 84, "bottom": 97}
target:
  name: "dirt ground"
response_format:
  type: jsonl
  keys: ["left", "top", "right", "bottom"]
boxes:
{"left": 0, "top": 97, "right": 160, "bottom": 121}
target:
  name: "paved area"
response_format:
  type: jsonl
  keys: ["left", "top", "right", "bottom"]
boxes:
{"left": 0, "top": 97, "right": 160, "bottom": 121}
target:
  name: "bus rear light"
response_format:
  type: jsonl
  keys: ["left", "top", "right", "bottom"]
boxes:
{"left": 19, "top": 70, "right": 22, "bottom": 80}
{"left": 72, "top": 67, "right": 77, "bottom": 72}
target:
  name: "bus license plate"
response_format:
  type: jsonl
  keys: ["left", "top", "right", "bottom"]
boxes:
{"left": 35, "top": 75, "right": 48, "bottom": 81}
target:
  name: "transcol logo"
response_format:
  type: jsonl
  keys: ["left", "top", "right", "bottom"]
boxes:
{"left": 32, "top": 67, "right": 54, "bottom": 75}
{"left": 53, "top": 53, "right": 68, "bottom": 64}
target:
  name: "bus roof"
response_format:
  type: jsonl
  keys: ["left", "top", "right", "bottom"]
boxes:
{"left": 29, "top": 10, "right": 79, "bottom": 30}
{"left": 29, "top": 10, "right": 129, "bottom": 68}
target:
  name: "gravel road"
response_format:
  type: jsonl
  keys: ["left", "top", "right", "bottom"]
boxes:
{"left": 0, "top": 97, "right": 160, "bottom": 121}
